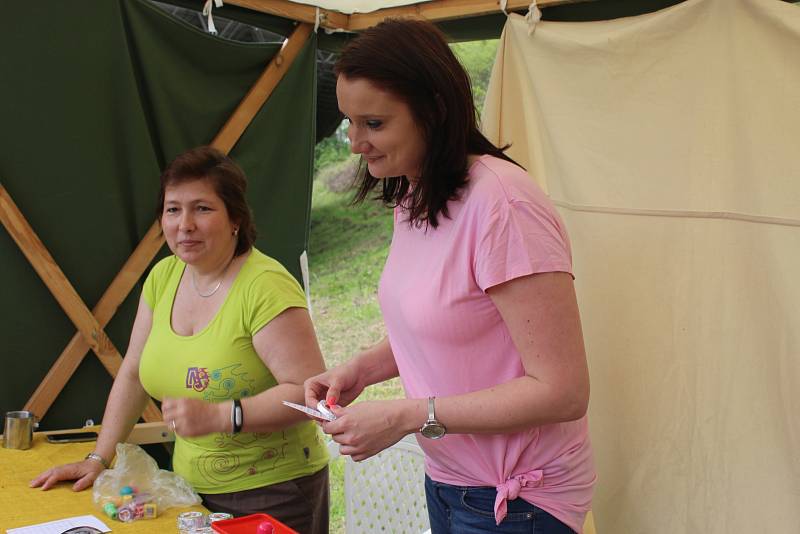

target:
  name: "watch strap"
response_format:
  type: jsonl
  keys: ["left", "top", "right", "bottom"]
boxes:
{"left": 419, "top": 396, "right": 447, "bottom": 439}
{"left": 231, "top": 399, "right": 243, "bottom": 434}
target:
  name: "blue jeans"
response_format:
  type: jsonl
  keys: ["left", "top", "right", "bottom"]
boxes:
{"left": 425, "top": 476, "right": 576, "bottom": 534}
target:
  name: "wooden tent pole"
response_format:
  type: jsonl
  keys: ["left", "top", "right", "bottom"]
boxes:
{"left": 23, "top": 223, "right": 165, "bottom": 422}
{"left": 213, "top": 23, "right": 314, "bottom": 153}
{"left": 347, "top": 0, "right": 573, "bottom": 30}
{"left": 227, "top": 0, "right": 348, "bottom": 32}
{"left": 227, "top": 0, "right": 592, "bottom": 31}
{"left": 0, "top": 184, "right": 164, "bottom": 421}
{"left": 0, "top": 185, "right": 119, "bottom": 370}
{"left": 20, "top": 23, "right": 316, "bottom": 421}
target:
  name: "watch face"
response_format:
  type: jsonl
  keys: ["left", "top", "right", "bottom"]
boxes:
{"left": 421, "top": 422, "right": 446, "bottom": 439}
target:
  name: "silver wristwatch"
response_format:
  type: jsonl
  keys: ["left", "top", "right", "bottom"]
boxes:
{"left": 419, "top": 397, "right": 447, "bottom": 439}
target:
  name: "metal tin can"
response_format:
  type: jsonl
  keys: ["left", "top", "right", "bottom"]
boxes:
{"left": 177, "top": 511, "right": 206, "bottom": 530}
{"left": 117, "top": 506, "right": 134, "bottom": 523}
{"left": 209, "top": 512, "right": 234, "bottom": 522}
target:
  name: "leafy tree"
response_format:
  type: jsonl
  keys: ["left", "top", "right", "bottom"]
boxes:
{"left": 314, "top": 121, "right": 350, "bottom": 173}
{"left": 451, "top": 39, "right": 500, "bottom": 115}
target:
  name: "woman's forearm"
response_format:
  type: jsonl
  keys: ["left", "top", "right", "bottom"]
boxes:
{"left": 394, "top": 375, "right": 588, "bottom": 437}
{"left": 92, "top": 370, "right": 151, "bottom": 464}
{"left": 351, "top": 337, "right": 399, "bottom": 387}
{"left": 239, "top": 383, "right": 320, "bottom": 433}
{"left": 91, "top": 296, "right": 154, "bottom": 465}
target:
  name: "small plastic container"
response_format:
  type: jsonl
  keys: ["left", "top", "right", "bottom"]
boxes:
{"left": 210, "top": 513, "right": 298, "bottom": 534}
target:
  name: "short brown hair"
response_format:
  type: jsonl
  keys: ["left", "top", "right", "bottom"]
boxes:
{"left": 157, "top": 146, "right": 256, "bottom": 256}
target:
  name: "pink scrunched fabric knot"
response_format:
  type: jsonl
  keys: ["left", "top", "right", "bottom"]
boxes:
{"left": 493, "top": 470, "right": 544, "bottom": 525}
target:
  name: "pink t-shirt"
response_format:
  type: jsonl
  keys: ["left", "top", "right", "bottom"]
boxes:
{"left": 378, "top": 155, "right": 595, "bottom": 533}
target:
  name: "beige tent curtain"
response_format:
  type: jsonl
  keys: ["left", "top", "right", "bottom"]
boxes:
{"left": 482, "top": 0, "right": 800, "bottom": 532}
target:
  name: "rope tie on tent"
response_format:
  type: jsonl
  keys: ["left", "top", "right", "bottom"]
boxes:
{"left": 525, "top": 0, "right": 542, "bottom": 34}
{"left": 314, "top": 7, "right": 322, "bottom": 33}
{"left": 203, "top": 0, "right": 224, "bottom": 35}
{"left": 300, "top": 250, "right": 313, "bottom": 319}
{"left": 500, "top": 0, "right": 509, "bottom": 17}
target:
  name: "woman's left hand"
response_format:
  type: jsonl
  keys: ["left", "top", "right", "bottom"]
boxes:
{"left": 322, "top": 400, "right": 412, "bottom": 462}
{"left": 161, "top": 397, "right": 227, "bottom": 438}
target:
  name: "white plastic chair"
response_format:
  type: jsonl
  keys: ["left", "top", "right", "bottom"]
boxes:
{"left": 328, "top": 435, "right": 431, "bottom": 534}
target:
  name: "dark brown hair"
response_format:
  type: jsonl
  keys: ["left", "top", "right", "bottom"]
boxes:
{"left": 157, "top": 146, "right": 256, "bottom": 256}
{"left": 336, "top": 18, "right": 518, "bottom": 228}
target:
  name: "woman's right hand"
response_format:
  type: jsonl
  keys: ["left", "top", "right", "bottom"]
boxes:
{"left": 304, "top": 362, "right": 365, "bottom": 410}
{"left": 29, "top": 459, "right": 105, "bottom": 492}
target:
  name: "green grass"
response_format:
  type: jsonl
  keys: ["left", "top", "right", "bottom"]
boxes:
{"left": 328, "top": 456, "right": 346, "bottom": 533}
{"left": 307, "top": 157, "right": 403, "bottom": 533}
{"left": 309, "top": 162, "right": 392, "bottom": 371}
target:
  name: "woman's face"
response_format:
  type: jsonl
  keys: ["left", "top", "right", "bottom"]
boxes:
{"left": 336, "top": 75, "right": 427, "bottom": 179}
{"left": 161, "top": 178, "right": 237, "bottom": 268}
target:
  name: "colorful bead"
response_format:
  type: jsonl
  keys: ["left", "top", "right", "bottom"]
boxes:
{"left": 143, "top": 502, "right": 157, "bottom": 519}
{"left": 102, "top": 502, "right": 118, "bottom": 520}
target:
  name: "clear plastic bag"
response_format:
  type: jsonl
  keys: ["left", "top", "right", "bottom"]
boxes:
{"left": 92, "top": 442, "right": 201, "bottom": 522}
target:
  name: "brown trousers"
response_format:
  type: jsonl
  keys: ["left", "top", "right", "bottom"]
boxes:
{"left": 200, "top": 466, "right": 329, "bottom": 534}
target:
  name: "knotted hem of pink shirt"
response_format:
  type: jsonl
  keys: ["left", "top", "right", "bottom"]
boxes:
{"left": 493, "top": 469, "right": 544, "bottom": 525}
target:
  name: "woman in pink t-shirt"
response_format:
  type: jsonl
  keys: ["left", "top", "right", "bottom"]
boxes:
{"left": 305, "top": 19, "right": 595, "bottom": 534}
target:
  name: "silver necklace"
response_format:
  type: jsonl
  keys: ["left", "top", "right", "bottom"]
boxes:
{"left": 191, "top": 256, "right": 234, "bottom": 298}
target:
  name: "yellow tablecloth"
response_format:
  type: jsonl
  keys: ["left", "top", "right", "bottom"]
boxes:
{"left": 1, "top": 433, "right": 207, "bottom": 532}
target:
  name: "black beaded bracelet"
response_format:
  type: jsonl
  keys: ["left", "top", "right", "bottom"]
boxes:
{"left": 231, "top": 399, "right": 243, "bottom": 434}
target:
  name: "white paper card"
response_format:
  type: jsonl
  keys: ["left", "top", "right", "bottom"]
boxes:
{"left": 282, "top": 400, "right": 336, "bottom": 421}
{"left": 6, "top": 514, "right": 110, "bottom": 534}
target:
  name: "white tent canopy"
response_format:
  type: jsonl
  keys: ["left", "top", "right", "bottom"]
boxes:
{"left": 279, "top": 0, "right": 428, "bottom": 14}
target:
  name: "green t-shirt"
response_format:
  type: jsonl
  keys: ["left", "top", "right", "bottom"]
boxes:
{"left": 139, "top": 248, "right": 328, "bottom": 494}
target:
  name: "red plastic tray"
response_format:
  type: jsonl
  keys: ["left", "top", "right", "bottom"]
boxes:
{"left": 211, "top": 513, "right": 298, "bottom": 534}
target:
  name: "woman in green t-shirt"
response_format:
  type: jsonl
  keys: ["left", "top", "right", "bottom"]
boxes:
{"left": 31, "top": 146, "right": 329, "bottom": 534}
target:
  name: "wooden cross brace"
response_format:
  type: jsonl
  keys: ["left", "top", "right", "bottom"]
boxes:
{"left": 1, "top": 23, "right": 313, "bottom": 424}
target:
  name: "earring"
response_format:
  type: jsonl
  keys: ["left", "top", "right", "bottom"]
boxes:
{"left": 233, "top": 228, "right": 239, "bottom": 236}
